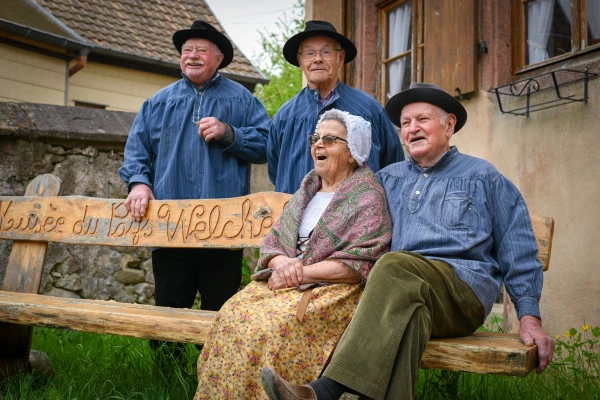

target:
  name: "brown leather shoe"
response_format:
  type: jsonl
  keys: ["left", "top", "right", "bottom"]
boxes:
{"left": 261, "top": 367, "right": 317, "bottom": 400}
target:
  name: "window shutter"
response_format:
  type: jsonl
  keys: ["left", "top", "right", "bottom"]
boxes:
{"left": 423, "top": 0, "right": 477, "bottom": 95}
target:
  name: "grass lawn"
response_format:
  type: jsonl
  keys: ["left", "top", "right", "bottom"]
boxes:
{"left": 1, "top": 325, "right": 599, "bottom": 399}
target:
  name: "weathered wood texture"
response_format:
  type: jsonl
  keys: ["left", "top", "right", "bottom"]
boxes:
{"left": 421, "top": 332, "right": 537, "bottom": 376}
{"left": 2, "top": 174, "right": 62, "bottom": 292}
{"left": 0, "top": 291, "right": 537, "bottom": 376}
{"left": 0, "top": 195, "right": 554, "bottom": 267}
{"left": 0, "top": 193, "right": 291, "bottom": 248}
{"left": 0, "top": 173, "right": 62, "bottom": 377}
{"left": 530, "top": 214, "right": 554, "bottom": 271}
{"left": 0, "top": 291, "right": 215, "bottom": 344}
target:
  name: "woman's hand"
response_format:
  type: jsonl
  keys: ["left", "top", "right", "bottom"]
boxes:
{"left": 267, "top": 256, "right": 303, "bottom": 290}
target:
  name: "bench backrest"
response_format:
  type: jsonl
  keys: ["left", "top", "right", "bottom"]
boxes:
{"left": 530, "top": 214, "right": 554, "bottom": 271}
{"left": 1, "top": 174, "right": 555, "bottom": 291}
{"left": 0, "top": 174, "right": 556, "bottom": 379}
{"left": 0, "top": 192, "right": 291, "bottom": 248}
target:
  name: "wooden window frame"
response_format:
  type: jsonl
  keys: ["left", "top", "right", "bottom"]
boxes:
{"left": 377, "top": 0, "right": 424, "bottom": 104}
{"left": 377, "top": 0, "right": 476, "bottom": 101}
{"left": 512, "top": 0, "right": 600, "bottom": 73}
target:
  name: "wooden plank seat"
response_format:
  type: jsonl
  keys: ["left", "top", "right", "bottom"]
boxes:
{"left": 0, "top": 174, "right": 554, "bottom": 378}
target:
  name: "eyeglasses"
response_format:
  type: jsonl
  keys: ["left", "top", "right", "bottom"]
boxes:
{"left": 298, "top": 48, "right": 342, "bottom": 61}
{"left": 308, "top": 134, "right": 348, "bottom": 147}
{"left": 182, "top": 46, "right": 220, "bottom": 56}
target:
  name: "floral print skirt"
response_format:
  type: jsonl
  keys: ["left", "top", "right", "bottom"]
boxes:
{"left": 194, "top": 280, "right": 364, "bottom": 400}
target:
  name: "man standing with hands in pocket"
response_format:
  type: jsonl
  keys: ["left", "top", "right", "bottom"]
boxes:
{"left": 118, "top": 20, "right": 270, "bottom": 359}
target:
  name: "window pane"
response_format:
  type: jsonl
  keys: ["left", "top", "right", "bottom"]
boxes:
{"left": 386, "top": 1, "right": 412, "bottom": 99}
{"left": 525, "top": 0, "right": 572, "bottom": 65}
{"left": 588, "top": 0, "right": 600, "bottom": 46}
{"left": 386, "top": 54, "right": 412, "bottom": 101}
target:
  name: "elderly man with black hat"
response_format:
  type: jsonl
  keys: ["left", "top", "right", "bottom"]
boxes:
{"left": 261, "top": 83, "right": 555, "bottom": 400}
{"left": 268, "top": 20, "right": 404, "bottom": 194}
{"left": 118, "top": 21, "right": 270, "bottom": 349}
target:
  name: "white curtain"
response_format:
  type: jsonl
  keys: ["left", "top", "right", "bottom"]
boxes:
{"left": 387, "top": 2, "right": 412, "bottom": 100}
{"left": 527, "top": 0, "right": 555, "bottom": 64}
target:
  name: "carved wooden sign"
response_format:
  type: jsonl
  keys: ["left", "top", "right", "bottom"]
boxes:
{"left": 0, "top": 192, "right": 291, "bottom": 248}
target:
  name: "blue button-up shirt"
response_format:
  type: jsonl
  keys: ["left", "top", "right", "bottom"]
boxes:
{"left": 119, "top": 74, "right": 270, "bottom": 200}
{"left": 376, "top": 147, "right": 543, "bottom": 319}
{"left": 268, "top": 81, "right": 405, "bottom": 194}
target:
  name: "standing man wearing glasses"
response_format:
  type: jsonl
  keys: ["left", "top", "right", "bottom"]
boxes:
{"left": 268, "top": 20, "right": 404, "bottom": 194}
{"left": 118, "top": 20, "right": 270, "bottom": 356}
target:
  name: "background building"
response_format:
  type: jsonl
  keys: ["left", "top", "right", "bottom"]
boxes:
{"left": 307, "top": 0, "right": 600, "bottom": 336}
{"left": 0, "top": 0, "right": 267, "bottom": 111}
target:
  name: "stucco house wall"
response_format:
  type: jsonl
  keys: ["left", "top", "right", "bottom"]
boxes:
{"left": 0, "top": 43, "right": 66, "bottom": 104}
{"left": 67, "top": 62, "right": 177, "bottom": 112}
{"left": 0, "top": 43, "right": 178, "bottom": 112}
{"left": 452, "top": 79, "right": 600, "bottom": 335}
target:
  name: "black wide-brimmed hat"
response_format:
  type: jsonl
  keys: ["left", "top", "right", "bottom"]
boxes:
{"left": 172, "top": 20, "right": 233, "bottom": 69}
{"left": 385, "top": 82, "right": 468, "bottom": 133}
{"left": 283, "top": 20, "right": 357, "bottom": 67}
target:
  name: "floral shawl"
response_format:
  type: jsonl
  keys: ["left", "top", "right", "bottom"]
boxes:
{"left": 257, "top": 166, "right": 392, "bottom": 280}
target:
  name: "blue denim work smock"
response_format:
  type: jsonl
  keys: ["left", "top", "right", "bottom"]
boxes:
{"left": 119, "top": 74, "right": 270, "bottom": 200}
{"left": 268, "top": 81, "right": 405, "bottom": 194}
{"left": 376, "top": 147, "right": 543, "bottom": 319}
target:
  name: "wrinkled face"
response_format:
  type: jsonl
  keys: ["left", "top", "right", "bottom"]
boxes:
{"left": 311, "top": 120, "right": 355, "bottom": 181}
{"left": 180, "top": 38, "right": 224, "bottom": 86}
{"left": 400, "top": 102, "right": 456, "bottom": 168}
{"left": 297, "top": 36, "right": 344, "bottom": 88}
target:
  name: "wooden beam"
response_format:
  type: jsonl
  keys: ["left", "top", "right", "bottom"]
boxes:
{"left": 0, "top": 291, "right": 537, "bottom": 376}
{"left": 0, "top": 291, "right": 215, "bottom": 344}
{"left": 421, "top": 331, "right": 537, "bottom": 376}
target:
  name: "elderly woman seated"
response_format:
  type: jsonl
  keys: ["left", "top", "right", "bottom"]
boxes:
{"left": 194, "top": 109, "right": 392, "bottom": 399}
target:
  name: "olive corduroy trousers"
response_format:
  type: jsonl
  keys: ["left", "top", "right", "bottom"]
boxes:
{"left": 323, "top": 251, "right": 485, "bottom": 400}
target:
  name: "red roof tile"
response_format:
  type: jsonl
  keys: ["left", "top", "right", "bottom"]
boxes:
{"left": 34, "top": 0, "right": 266, "bottom": 82}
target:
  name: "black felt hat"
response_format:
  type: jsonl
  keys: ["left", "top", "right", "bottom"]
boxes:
{"left": 283, "top": 20, "right": 357, "bottom": 67}
{"left": 385, "top": 82, "right": 468, "bottom": 133}
{"left": 172, "top": 20, "right": 233, "bottom": 69}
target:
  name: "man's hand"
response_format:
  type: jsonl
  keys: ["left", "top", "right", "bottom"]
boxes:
{"left": 519, "top": 315, "right": 555, "bottom": 373}
{"left": 124, "top": 183, "right": 154, "bottom": 221}
{"left": 197, "top": 117, "right": 226, "bottom": 142}
{"left": 267, "top": 255, "right": 303, "bottom": 290}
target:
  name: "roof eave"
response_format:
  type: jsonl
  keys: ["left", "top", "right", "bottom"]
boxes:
{"left": 0, "top": 19, "right": 269, "bottom": 86}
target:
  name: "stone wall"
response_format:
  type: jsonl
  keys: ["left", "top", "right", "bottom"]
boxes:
{"left": 0, "top": 102, "right": 260, "bottom": 304}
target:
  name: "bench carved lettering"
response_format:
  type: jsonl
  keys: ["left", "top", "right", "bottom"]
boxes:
{"left": 0, "top": 193, "right": 290, "bottom": 248}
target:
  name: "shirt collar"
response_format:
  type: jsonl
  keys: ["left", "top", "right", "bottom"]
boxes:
{"left": 308, "top": 80, "right": 340, "bottom": 107}
{"left": 182, "top": 72, "right": 221, "bottom": 91}
{"left": 408, "top": 146, "right": 459, "bottom": 172}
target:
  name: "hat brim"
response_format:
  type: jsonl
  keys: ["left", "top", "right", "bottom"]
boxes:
{"left": 172, "top": 29, "right": 233, "bottom": 69}
{"left": 283, "top": 30, "right": 357, "bottom": 67}
{"left": 385, "top": 88, "right": 467, "bottom": 133}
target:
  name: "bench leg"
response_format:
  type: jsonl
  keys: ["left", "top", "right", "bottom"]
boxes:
{"left": 0, "top": 174, "right": 62, "bottom": 381}
{"left": 0, "top": 323, "right": 33, "bottom": 380}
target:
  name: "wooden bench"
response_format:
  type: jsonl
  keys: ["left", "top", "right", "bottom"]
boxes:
{"left": 0, "top": 173, "right": 554, "bottom": 378}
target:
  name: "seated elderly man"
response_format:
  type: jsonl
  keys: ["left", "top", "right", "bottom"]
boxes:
{"left": 261, "top": 82, "right": 556, "bottom": 400}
